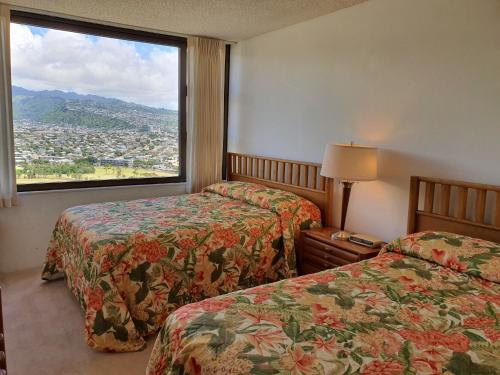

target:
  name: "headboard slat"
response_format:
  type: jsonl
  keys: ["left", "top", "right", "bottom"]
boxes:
{"left": 278, "top": 161, "right": 285, "bottom": 183}
{"left": 228, "top": 152, "right": 334, "bottom": 226}
{"left": 439, "top": 184, "right": 451, "bottom": 216}
{"left": 258, "top": 159, "right": 264, "bottom": 179}
{"left": 311, "top": 166, "right": 318, "bottom": 189}
{"left": 320, "top": 175, "right": 326, "bottom": 191}
{"left": 408, "top": 176, "right": 500, "bottom": 243}
{"left": 456, "top": 187, "right": 468, "bottom": 220}
{"left": 285, "top": 162, "right": 292, "bottom": 184}
{"left": 424, "top": 182, "right": 435, "bottom": 213}
{"left": 249, "top": 157, "right": 254, "bottom": 177}
{"left": 293, "top": 164, "right": 300, "bottom": 186}
{"left": 243, "top": 156, "right": 248, "bottom": 175}
{"left": 474, "top": 189, "right": 487, "bottom": 223}
{"left": 272, "top": 161, "right": 278, "bottom": 182}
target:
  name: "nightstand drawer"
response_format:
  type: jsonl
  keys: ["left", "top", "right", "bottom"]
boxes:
{"left": 303, "top": 237, "right": 359, "bottom": 262}
{"left": 302, "top": 245, "right": 351, "bottom": 266}
{"left": 300, "top": 263, "right": 324, "bottom": 275}
{"left": 302, "top": 252, "right": 343, "bottom": 270}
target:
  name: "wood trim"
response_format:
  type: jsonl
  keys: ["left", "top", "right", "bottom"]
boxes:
{"left": 412, "top": 176, "right": 500, "bottom": 193}
{"left": 17, "top": 176, "right": 185, "bottom": 192}
{"left": 11, "top": 10, "right": 187, "bottom": 46}
{"left": 228, "top": 153, "right": 334, "bottom": 226}
{"left": 415, "top": 212, "right": 500, "bottom": 243}
{"left": 229, "top": 153, "right": 322, "bottom": 168}
{"left": 221, "top": 44, "right": 230, "bottom": 180}
{"left": 407, "top": 176, "right": 500, "bottom": 242}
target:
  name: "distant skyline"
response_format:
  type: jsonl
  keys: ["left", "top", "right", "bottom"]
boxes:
{"left": 10, "top": 23, "right": 179, "bottom": 110}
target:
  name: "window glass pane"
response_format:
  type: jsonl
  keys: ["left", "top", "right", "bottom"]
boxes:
{"left": 10, "top": 22, "right": 180, "bottom": 185}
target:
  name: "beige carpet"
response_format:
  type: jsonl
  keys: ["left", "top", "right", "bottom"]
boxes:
{"left": 0, "top": 268, "right": 155, "bottom": 375}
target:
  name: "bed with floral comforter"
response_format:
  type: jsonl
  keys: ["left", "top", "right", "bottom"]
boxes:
{"left": 147, "top": 231, "right": 500, "bottom": 375}
{"left": 42, "top": 182, "right": 321, "bottom": 352}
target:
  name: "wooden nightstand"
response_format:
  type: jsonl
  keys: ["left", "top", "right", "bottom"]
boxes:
{"left": 298, "top": 227, "right": 384, "bottom": 275}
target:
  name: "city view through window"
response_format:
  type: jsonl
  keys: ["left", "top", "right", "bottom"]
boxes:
{"left": 10, "top": 21, "right": 181, "bottom": 186}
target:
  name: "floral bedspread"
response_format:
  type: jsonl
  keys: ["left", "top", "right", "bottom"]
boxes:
{"left": 147, "top": 231, "right": 500, "bottom": 374}
{"left": 42, "top": 182, "right": 321, "bottom": 352}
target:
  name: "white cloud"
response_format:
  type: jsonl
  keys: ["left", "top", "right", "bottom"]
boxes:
{"left": 10, "top": 24, "right": 179, "bottom": 110}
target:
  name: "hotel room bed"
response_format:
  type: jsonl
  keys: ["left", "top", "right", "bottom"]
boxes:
{"left": 42, "top": 181, "right": 322, "bottom": 352}
{"left": 147, "top": 231, "right": 500, "bottom": 374}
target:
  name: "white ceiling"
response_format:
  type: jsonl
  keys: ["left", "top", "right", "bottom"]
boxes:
{"left": 4, "top": 0, "right": 368, "bottom": 41}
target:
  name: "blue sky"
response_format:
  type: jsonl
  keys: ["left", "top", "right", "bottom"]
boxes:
{"left": 10, "top": 24, "right": 180, "bottom": 109}
{"left": 27, "top": 25, "right": 176, "bottom": 60}
{"left": 27, "top": 25, "right": 45, "bottom": 36}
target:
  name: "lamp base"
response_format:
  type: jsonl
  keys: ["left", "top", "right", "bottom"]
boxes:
{"left": 331, "top": 230, "right": 350, "bottom": 241}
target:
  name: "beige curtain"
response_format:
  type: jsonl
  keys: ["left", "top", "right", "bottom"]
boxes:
{"left": 0, "top": 5, "right": 16, "bottom": 208}
{"left": 186, "top": 36, "right": 225, "bottom": 193}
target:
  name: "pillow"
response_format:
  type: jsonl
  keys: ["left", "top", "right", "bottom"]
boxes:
{"left": 204, "top": 181, "right": 322, "bottom": 230}
{"left": 381, "top": 231, "right": 500, "bottom": 283}
{"left": 203, "top": 180, "right": 255, "bottom": 201}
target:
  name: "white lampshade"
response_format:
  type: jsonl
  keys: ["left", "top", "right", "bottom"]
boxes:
{"left": 320, "top": 143, "right": 378, "bottom": 181}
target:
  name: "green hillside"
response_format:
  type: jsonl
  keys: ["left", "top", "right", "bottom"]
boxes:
{"left": 12, "top": 95, "right": 65, "bottom": 120}
{"left": 12, "top": 86, "right": 178, "bottom": 131}
{"left": 13, "top": 95, "right": 135, "bottom": 130}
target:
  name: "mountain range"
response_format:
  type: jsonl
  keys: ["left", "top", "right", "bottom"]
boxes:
{"left": 12, "top": 86, "right": 178, "bottom": 131}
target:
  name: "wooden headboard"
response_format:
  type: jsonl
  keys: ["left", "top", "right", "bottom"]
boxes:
{"left": 408, "top": 176, "right": 500, "bottom": 242}
{"left": 227, "top": 153, "right": 334, "bottom": 226}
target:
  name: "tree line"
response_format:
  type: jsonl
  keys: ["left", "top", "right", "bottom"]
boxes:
{"left": 16, "top": 158, "right": 96, "bottom": 179}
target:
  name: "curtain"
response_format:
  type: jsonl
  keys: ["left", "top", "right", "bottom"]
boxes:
{"left": 0, "top": 5, "right": 16, "bottom": 208}
{"left": 186, "top": 36, "right": 225, "bottom": 193}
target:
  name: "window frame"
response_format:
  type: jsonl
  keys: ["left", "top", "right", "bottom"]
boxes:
{"left": 222, "top": 44, "right": 231, "bottom": 180}
{"left": 11, "top": 10, "right": 187, "bottom": 192}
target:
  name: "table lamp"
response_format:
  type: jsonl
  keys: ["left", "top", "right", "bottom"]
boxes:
{"left": 320, "top": 142, "right": 378, "bottom": 240}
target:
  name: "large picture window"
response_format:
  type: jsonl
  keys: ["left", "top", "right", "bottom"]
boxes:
{"left": 10, "top": 11, "right": 186, "bottom": 191}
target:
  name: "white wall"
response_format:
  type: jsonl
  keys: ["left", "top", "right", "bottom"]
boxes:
{"left": 228, "top": 0, "right": 500, "bottom": 241}
{"left": 0, "top": 184, "right": 186, "bottom": 273}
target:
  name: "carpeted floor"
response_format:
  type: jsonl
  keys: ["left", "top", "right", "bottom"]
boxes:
{"left": 0, "top": 268, "right": 155, "bottom": 375}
